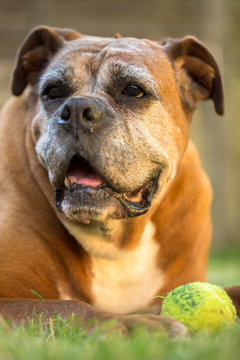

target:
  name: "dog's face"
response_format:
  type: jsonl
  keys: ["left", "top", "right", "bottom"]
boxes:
{"left": 33, "top": 36, "right": 189, "bottom": 224}
{"left": 12, "top": 27, "right": 224, "bottom": 225}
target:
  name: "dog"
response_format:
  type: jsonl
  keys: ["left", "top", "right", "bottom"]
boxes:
{"left": 0, "top": 26, "right": 239, "bottom": 336}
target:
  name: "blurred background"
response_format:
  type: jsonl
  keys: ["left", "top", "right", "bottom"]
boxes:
{"left": 0, "top": 0, "right": 239, "bottom": 253}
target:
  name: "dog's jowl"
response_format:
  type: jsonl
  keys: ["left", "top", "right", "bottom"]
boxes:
{"left": 0, "top": 26, "right": 239, "bottom": 335}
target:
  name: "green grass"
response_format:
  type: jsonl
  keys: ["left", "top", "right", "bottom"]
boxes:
{"left": 0, "top": 249, "right": 239, "bottom": 360}
{"left": 208, "top": 247, "right": 240, "bottom": 287}
{"left": 0, "top": 319, "right": 239, "bottom": 360}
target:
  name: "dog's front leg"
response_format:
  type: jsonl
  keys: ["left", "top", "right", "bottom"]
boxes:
{"left": 0, "top": 298, "right": 108, "bottom": 325}
{"left": 0, "top": 298, "right": 188, "bottom": 337}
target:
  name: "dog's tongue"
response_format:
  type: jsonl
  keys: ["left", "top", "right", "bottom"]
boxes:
{"left": 66, "top": 169, "right": 103, "bottom": 187}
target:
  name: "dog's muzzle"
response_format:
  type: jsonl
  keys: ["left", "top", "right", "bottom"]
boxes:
{"left": 47, "top": 96, "right": 161, "bottom": 222}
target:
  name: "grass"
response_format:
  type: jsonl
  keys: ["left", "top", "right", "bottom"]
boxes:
{"left": 208, "top": 248, "right": 240, "bottom": 286}
{"left": 208, "top": 247, "right": 240, "bottom": 287}
{"left": 0, "top": 249, "right": 239, "bottom": 360}
{"left": 0, "top": 318, "right": 239, "bottom": 360}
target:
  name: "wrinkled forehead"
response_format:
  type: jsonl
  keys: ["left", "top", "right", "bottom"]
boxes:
{"left": 61, "top": 35, "right": 162, "bottom": 59}
{"left": 50, "top": 36, "right": 168, "bottom": 73}
{"left": 41, "top": 36, "right": 173, "bottom": 95}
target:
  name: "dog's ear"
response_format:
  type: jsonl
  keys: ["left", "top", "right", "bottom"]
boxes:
{"left": 11, "top": 26, "right": 81, "bottom": 96}
{"left": 162, "top": 36, "right": 224, "bottom": 115}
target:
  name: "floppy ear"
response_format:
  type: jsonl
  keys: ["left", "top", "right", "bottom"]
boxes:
{"left": 162, "top": 36, "right": 224, "bottom": 115}
{"left": 11, "top": 25, "right": 81, "bottom": 96}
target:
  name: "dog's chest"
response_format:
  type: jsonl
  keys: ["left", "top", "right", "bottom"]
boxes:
{"left": 91, "top": 222, "right": 163, "bottom": 314}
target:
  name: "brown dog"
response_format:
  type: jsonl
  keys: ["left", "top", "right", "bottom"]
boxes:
{"left": 0, "top": 26, "right": 239, "bottom": 335}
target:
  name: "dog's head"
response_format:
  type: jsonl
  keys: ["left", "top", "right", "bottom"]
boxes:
{"left": 12, "top": 26, "right": 224, "bottom": 225}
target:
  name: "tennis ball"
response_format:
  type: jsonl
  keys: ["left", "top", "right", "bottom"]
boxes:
{"left": 161, "top": 282, "right": 237, "bottom": 334}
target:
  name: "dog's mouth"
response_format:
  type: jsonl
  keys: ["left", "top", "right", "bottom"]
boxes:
{"left": 55, "top": 155, "right": 160, "bottom": 222}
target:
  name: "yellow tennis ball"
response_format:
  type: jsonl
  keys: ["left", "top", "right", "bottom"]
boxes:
{"left": 161, "top": 282, "right": 237, "bottom": 334}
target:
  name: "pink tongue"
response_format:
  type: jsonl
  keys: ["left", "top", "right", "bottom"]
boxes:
{"left": 67, "top": 169, "right": 103, "bottom": 187}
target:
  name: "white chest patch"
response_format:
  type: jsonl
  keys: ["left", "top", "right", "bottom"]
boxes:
{"left": 91, "top": 221, "right": 164, "bottom": 314}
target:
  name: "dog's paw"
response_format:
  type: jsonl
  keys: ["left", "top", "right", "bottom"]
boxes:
{"left": 114, "top": 313, "right": 188, "bottom": 338}
{"left": 225, "top": 286, "right": 240, "bottom": 318}
{"left": 87, "top": 311, "right": 188, "bottom": 338}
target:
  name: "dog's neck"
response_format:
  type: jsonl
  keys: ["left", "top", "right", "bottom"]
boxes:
{"left": 61, "top": 217, "right": 163, "bottom": 314}
{"left": 61, "top": 215, "right": 151, "bottom": 259}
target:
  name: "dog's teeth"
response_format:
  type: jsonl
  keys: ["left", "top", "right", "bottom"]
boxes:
{"left": 64, "top": 177, "right": 70, "bottom": 188}
{"left": 64, "top": 177, "right": 81, "bottom": 191}
{"left": 123, "top": 189, "right": 143, "bottom": 203}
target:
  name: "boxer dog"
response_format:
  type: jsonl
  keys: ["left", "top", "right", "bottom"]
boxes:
{"left": 0, "top": 26, "right": 239, "bottom": 336}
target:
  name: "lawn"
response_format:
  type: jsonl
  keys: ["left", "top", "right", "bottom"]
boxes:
{"left": 0, "top": 248, "right": 239, "bottom": 360}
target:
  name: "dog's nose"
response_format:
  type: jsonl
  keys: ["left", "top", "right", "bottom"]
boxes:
{"left": 58, "top": 97, "right": 103, "bottom": 133}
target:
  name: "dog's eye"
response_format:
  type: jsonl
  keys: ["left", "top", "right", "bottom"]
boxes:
{"left": 123, "top": 84, "right": 145, "bottom": 98}
{"left": 42, "top": 86, "right": 63, "bottom": 101}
